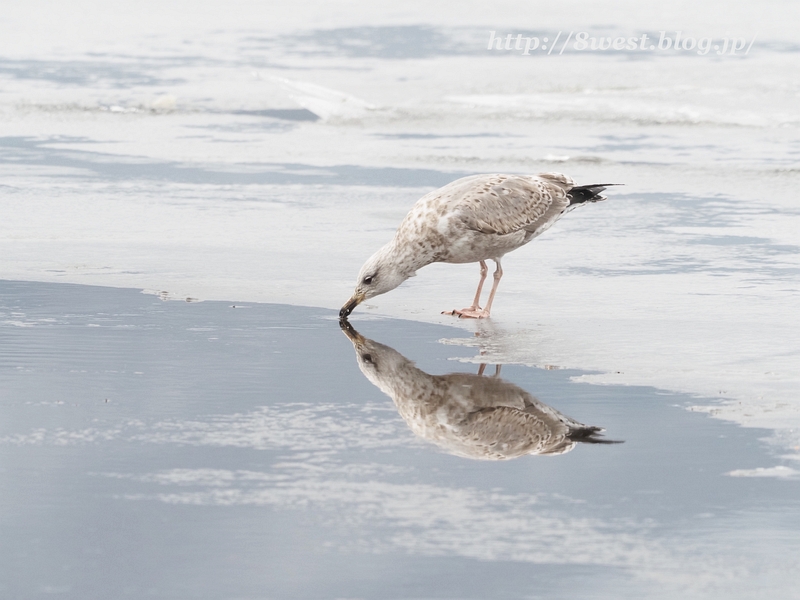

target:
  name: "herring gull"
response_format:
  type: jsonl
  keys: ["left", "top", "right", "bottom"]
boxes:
{"left": 340, "top": 172, "right": 615, "bottom": 319}
{"left": 341, "top": 320, "right": 619, "bottom": 459}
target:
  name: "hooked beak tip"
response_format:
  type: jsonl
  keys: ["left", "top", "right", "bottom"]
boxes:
{"left": 339, "top": 294, "right": 362, "bottom": 320}
{"left": 339, "top": 317, "right": 363, "bottom": 342}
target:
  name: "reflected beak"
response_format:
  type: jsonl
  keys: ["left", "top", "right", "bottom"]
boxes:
{"left": 339, "top": 318, "right": 365, "bottom": 344}
{"left": 339, "top": 292, "right": 364, "bottom": 320}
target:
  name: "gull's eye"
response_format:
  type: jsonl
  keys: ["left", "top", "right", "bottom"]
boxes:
{"left": 361, "top": 353, "right": 374, "bottom": 364}
{"left": 363, "top": 276, "right": 374, "bottom": 285}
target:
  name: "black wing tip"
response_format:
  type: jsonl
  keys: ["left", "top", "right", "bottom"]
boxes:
{"left": 569, "top": 426, "right": 624, "bottom": 445}
{"left": 568, "top": 183, "right": 623, "bottom": 205}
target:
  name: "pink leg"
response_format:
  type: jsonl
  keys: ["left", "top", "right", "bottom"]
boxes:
{"left": 444, "top": 259, "right": 502, "bottom": 319}
{"left": 481, "top": 260, "right": 504, "bottom": 317}
{"left": 477, "top": 364, "right": 502, "bottom": 377}
{"left": 442, "top": 261, "right": 487, "bottom": 316}
{"left": 468, "top": 260, "right": 489, "bottom": 310}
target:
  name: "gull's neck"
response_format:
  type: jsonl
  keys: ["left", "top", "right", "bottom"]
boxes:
{"left": 372, "top": 360, "right": 438, "bottom": 410}
{"left": 384, "top": 232, "right": 438, "bottom": 278}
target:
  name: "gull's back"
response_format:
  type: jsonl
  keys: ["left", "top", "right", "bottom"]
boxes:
{"left": 394, "top": 173, "right": 576, "bottom": 265}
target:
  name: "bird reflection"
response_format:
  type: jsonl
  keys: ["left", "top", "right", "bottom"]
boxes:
{"left": 340, "top": 320, "right": 620, "bottom": 460}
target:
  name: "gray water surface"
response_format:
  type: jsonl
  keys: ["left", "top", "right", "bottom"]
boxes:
{"left": 1, "top": 280, "right": 798, "bottom": 599}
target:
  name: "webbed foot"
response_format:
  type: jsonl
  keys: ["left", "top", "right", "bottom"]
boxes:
{"left": 442, "top": 307, "right": 490, "bottom": 319}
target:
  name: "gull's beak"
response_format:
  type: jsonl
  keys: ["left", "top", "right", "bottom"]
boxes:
{"left": 339, "top": 318, "right": 365, "bottom": 344}
{"left": 339, "top": 292, "right": 364, "bottom": 320}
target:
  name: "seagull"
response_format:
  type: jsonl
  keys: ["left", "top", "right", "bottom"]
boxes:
{"left": 341, "top": 320, "right": 619, "bottom": 459}
{"left": 340, "top": 172, "right": 615, "bottom": 319}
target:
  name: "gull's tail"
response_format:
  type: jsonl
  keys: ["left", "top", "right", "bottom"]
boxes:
{"left": 568, "top": 183, "right": 621, "bottom": 205}
{"left": 568, "top": 425, "right": 624, "bottom": 445}
{"left": 538, "top": 425, "right": 623, "bottom": 455}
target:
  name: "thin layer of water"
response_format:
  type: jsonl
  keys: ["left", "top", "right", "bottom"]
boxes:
{"left": 2, "top": 281, "right": 799, "bottom": 599}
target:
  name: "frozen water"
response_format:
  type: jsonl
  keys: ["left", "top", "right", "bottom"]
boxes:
{"left": 1, "top": 0, "right": 798, "bottom": 455}
{"left": 0, "top": 1, "right": 799, "bottom": 595}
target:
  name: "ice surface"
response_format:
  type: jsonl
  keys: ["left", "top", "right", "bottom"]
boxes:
{"left": 0, "top": 1, "right": 798, "bottom": 465}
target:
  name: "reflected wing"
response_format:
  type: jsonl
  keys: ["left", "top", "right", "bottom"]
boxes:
{"left": 458, "top": 405, "right": 561, "bottom": 457}
{"left": 456, "top": 173, "right": 572, "bottom": 236}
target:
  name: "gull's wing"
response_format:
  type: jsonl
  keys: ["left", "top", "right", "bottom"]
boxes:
{"left": 454, "top": 173, "right": 572, "bottom": 236}
{"left": 456, "top": 405, "right": 563, "bottom": 457}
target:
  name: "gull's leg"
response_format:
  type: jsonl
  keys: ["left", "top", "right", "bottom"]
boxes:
{"left": 477, "top": 364, "right": 501, "bottom": 377}
{"left": 468, "top": 260, "right": 489, "bottom": 310}
{"left": 481, "top": 260, "right": 504, "bottom": 317}
{"left": 446, "top": 260, "right": 501, "bottom": 319}
{"left": 443, "top": 261, "right": 489, "bottom": 317}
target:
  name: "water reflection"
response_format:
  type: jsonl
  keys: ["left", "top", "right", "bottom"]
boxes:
{"left": 340, "top": 320, "right": 619, "bottom": 460}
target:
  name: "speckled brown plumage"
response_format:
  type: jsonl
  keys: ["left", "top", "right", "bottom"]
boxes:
{"left": 341, "top": 322, "right": 615, "bottom": 460}
{"left": 340, "top": 172, "right": 612, "bottom": 319}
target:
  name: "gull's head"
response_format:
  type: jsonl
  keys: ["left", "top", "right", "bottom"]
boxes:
{"left": 339, "top": 320, "right": 412, "bottom": 392}
{"left": 340, "top": 245, "right": 409, "bottom": 319}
